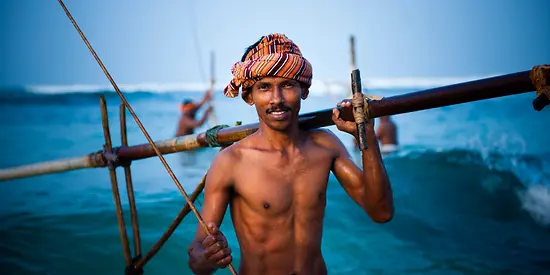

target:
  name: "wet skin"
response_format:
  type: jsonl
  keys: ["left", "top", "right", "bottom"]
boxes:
{"left": 187, "top": 77, "right": 394, "bottom": 275}
{"left": 376, "top": 116, "right": 398, "bottom": 146}
{"left": 176, "top": 90, "right": 213, "bottom": 137}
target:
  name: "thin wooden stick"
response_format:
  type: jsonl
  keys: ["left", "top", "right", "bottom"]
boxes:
{"left": 350, "top": 35, "right": 357, "bottom": 71}
{"left": 0, "top": 154, "right": 102, "bottom": 180}
{"left": 120, "top": 102, "right": 142, "bottom": 260}
{"left": 207, "top": 50, "right": 219, "bottom": 127}
{"left": 347, "top": 35, "right": 357, "bottom": 98}
{"left": 100, "top": 96, "right": 133, "bottom": 266}
{"left": 135, "top": 174, "right": 206, "bottom": 269}
{"left": 56, "top": 1, "right": 237, "bottom": 274}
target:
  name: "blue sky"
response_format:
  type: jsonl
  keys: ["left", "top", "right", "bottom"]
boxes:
{"left": 1, "top": 0, "right": 549, "bottom": 91}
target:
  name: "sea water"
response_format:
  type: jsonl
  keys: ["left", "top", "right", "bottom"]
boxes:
{"left": 0, "top": 88, "right": 549, "bottom": 275}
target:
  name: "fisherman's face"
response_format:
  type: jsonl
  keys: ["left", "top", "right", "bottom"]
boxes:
{"left": 249, "top": 76, "right": 308, "bottom": 131}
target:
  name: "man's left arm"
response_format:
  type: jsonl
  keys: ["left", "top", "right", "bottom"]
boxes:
{"left": 196, "top": 89, "right": 213, "bottom": 109}
{"left": 328, "top": 107, "right": 394, "bottom": 223}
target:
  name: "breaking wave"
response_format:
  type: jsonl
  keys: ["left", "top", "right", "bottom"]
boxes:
{"left": 384, "top": 147, "right": 550, "bottom": 228}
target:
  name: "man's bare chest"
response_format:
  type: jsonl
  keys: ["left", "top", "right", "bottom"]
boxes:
{"left": 233, "top": 150, "right": 334, "bottom": 216}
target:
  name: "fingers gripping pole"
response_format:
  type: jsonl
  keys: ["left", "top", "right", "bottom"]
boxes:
{"left": 351, "top": 69, "right": 368, "bottom": 150}
{"left": 57, "top": 1, "right": 237, "bottom": 274}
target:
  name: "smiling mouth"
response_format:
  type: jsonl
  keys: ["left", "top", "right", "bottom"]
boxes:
{"left": 267, "top": 109, "right": 290, "bottom": 120}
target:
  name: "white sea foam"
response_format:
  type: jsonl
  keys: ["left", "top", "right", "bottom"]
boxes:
{"left": 23, "top": 75, "right": 499, "bottom": 96}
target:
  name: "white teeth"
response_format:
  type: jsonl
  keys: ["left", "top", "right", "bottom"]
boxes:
{"left": 272, "top": 111, "right": 285, "bottom": 115}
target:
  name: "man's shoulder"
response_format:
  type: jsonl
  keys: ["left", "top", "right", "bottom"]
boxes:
{"left": 307, "top": 128, "right": 346, "bottom": 151}
{"left": 212, "top": 143, "right": 241, "bottom": 165}
{"left": 210, "top": 135, "right": 253, "bottom": 165}
{"left": 308, "top": 128, "right": 341, "bottom": 141}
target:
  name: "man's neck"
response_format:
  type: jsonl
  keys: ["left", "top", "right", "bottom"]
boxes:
{"left": 257, "top": 123, "right": 304, "bottom": 151}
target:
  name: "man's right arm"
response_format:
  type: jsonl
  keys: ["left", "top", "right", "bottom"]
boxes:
{"left": 196, "top": 89, "right": 213, "bottom": 109}
{"left": 198, "top": 107, "right": 213, "bottom": 126}
{"left": 179, "top": 109, "right": 212, "bottom": 130}
{"left": 188, "top": 149, "right": 235, "bottom": 274}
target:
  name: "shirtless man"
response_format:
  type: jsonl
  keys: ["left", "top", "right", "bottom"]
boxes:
{"left": 175, "top": 90, "right": 213, "bottom": 137}
{"left": 187, "top": 33, "right": 394, "bottom": 275}
{"left": 376, "top": 116, "right": 399, "bottom": 154}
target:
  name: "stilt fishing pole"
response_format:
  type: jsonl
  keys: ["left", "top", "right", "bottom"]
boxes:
{"left": 1, "top": 65, "right": 547, "bottom": 181}
{"left": 56, "top": 1, "right": 238, "bottom": 274}
{"left": 347, "top": 35, "right": 357, "bottom": 99}
{"left": 208, "top": 50, "right": 219, "bottom": 127}
{"left": 351, "top": 69, "right": 368, "bottom": 150}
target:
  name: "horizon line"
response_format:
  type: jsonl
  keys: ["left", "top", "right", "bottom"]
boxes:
{"left": 7, "top": 75, "right": 500, "bottom": 95}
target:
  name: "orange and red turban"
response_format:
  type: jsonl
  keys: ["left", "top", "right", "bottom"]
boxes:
{"left": 223, "top": 33, "right": 313, "bottom": 104}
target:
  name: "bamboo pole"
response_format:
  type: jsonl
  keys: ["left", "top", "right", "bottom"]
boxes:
{"left": 135, "top": 174, "right": 206, "bottom": 270}
{"left": 134, "top": 122, "right": 239, "bottom": 269}
{"left": 350, "top": 35, "right": 357, "bottom": 71}
{"left": 100, "top": 96, "right": 133, "bottom": 267}
{"left": 56, "top": 2, "right": 238, "bottom": 274}
{"left": 351, "top": 69, "right": 368, "bottom": 150}
{"left": 207, "top": 50, "right": 219, "bottom": 127}
{"left": 0, "top": 154, "right": 103, "bottom": 180}
{"left": 0, "top": 66, "right": 544, "bottom": 182}
{"left": 117, "top": 69, "right": 538, "bottom": 160}
{"left": 347, "top": 35, "right": 357, "bottom": 98}
{"left": 120, "top": 102, "right": 142, "bottom": 261}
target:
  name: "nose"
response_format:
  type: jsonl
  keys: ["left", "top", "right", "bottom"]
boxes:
{"left": 270, "top": 86, "right": 284, "bottom": 105}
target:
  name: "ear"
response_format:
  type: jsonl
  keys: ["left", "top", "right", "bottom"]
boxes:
{"left": 243, "top": 89, "right": 254, "bottom": 105}
{"left": 301, "top": 88, "right": 309, "bottom": 100}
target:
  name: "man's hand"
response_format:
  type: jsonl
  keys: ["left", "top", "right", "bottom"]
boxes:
{"left": 188, "top": 222, "right": 232, "bottom": 273}
{"left": 205, "top": 106, "right": 214, "bottom": 114}
{"left": 332, "top": 99, "right": 374, "bottom": 138}
{"left": 204, "top": 89, "right": 213, "bottom": 102}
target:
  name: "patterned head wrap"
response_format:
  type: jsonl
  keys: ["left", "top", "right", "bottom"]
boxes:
{"left": 180, "top": 100, "right": 196, "bottom": 113}
{"left": 223, "top": 33, "right": 313, "bottom": 104}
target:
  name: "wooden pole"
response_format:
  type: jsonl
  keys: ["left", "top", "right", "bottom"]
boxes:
{"left": 0, "top": 66, "right": 544, "bottom": 182}
{"left": 120, "top": 102, "right": 142, "bottom": 263}
{"left": 351, "top": 69, "right": 368, "bottom": 150}
{"left": 0, "top": 154, "right": 103, "bottom": 180}
{"left": 134, "top": 121, "right": 240, "bottom": 270}
{"left": 100, "top": 96, "right": 133, "bottom": 267}
{"left": 350, "top": 35, "right": 357, "bottom": 71}
{"left": 347, "top": 35, "right": 357, "bottom": 98}
{"left": 134, "top": 176, "right": 206, "bottom": 270}
{"left": 207, "top": 50, "right": 219, "bottom": 127}
{"left": 56, "top": 1, "right": 238, "bottom": 273}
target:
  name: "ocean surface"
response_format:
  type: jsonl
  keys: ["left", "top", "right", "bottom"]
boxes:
{"left": 0, "top": 87, "right": 549, "bottom": 275}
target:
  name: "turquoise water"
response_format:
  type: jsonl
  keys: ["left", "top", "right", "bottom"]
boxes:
{"left": 0, "top": 88, "right": 549, "bottom": 275}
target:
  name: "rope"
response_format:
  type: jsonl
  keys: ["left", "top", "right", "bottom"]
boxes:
{"left": 529, "top": 65, "right": 550, "bottom": 111}
{"left": 352, "top": 93, "right": 366, "bottom": 123}
{"left": 205, "top": 124, "right": 230, "bottom": 147}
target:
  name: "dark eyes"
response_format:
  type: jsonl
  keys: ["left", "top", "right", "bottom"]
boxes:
{"left": 283, "top": 82, "right": 295, "bottom": 88}
{"left": 257, "top": 82, "right": 296, "bottom": 90}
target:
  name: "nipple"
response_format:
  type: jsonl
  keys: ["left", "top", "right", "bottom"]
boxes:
{"left": 263, "top": 202, "right": 270, "bottom": 209}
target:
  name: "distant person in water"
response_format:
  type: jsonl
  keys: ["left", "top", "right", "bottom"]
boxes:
{"left": 176, "top": 89, "right": 214, "bottom": 137}
{"left": 376, "top": 116, "right": 399, "bottom": 154}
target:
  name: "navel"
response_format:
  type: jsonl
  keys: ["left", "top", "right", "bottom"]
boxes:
{"left": 318, "top": 192, "right": 325, "bottom": 199}
{"left": 263, "top": 202, "right": 270, "bottom": 209}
